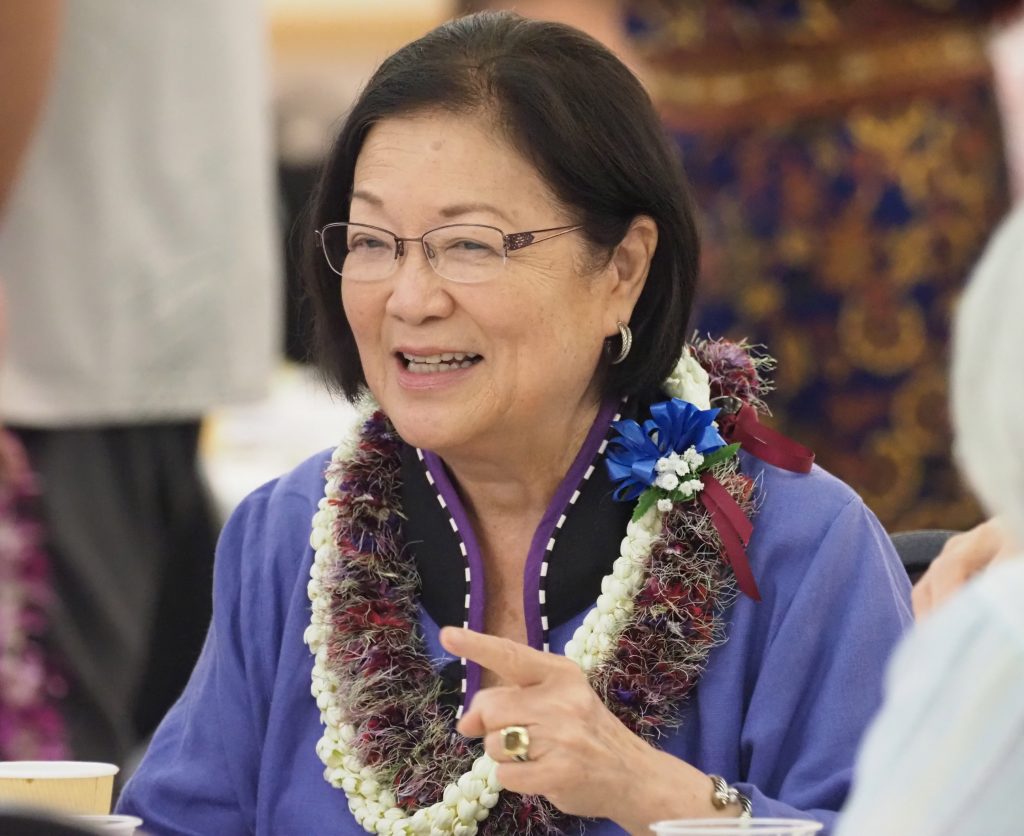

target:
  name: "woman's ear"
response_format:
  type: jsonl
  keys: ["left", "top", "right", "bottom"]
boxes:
{"left": 605, "top": 215, "right": 658, "bottom": 329}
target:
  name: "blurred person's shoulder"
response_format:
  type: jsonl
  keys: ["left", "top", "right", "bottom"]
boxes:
{"left": 961, "top": 555, "right": 1024, "bottom": 638}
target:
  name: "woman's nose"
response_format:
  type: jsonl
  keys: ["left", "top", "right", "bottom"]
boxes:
{"left": 384, "top": 245, "right": 454, "bottom": 324}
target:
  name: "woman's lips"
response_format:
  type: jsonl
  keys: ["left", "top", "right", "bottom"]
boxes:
{"left": 400, "top": 351, "right": 482, "bottom": 374}
{"left": 394, "top": 350, "right": 483, "bottom": 390}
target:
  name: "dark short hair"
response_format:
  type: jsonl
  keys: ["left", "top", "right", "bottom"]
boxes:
{"left": 304, "top": 11, "right": 700, "bottom": 401}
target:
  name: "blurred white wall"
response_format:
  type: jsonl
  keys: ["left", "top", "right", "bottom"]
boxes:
{"left": 267, "top": 0, "right": 449, "bottom": 166}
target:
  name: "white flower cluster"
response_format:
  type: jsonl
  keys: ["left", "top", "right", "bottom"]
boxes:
{"left": 562, "top": 506, "right": 661, "bottom": 672}
{"left": 306, "top": 394, "right": 672, "bottom": 833}
{"left": 653, "top": 448, "right": 705, "bottom": 498}
{"left": 663, "top": 347, "right": 712, "bottom": 410}
{"left": 317, "top": 717, "right": 500, "bottom": 836}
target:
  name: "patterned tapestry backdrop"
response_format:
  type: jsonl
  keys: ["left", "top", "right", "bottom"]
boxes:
{"left": 629, "top": 0, "right": 1013, "bottom": 532}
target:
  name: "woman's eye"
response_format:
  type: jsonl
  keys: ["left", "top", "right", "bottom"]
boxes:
{"left": 350, "top": 236, "right": 388, "bottom": 251}
{"left": 450, "top": 239, "right": 495, "bottom": 253}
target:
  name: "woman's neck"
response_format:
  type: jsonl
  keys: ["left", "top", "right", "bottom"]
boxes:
{"left": 439, "top": 395, "right": 604, "bottom": 527}
{"left": 434, "top": 394, "right": 608, "bottom": 656}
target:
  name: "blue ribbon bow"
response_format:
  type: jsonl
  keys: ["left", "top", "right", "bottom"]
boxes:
{"left": 606, "top": 399, "right": 727, "bottom": 501}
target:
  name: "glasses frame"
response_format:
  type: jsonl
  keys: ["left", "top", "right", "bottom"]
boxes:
{"left": 314, "top": 221, "right": 583, "bottom": 281}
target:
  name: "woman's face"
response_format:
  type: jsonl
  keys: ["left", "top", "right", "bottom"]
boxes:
{"left": 342, "top": 111, "right": 629, "bottom": 458}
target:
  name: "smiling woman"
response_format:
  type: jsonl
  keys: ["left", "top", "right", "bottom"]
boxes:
{"left": 117, "top": 11, "right": 912, "bottom": 836}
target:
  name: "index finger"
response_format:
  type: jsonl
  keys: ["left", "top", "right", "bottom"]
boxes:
{"left": 439, "top": 626, "right": 560, "bottom": 687}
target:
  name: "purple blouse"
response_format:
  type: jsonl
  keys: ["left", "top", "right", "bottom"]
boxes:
{"left": 119, "top": 415, "right": 912, "bottom": 835}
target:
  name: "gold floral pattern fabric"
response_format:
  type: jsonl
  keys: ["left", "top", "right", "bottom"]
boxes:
{"left": 630, "top": 0, "right": 1011, "bottom": 531}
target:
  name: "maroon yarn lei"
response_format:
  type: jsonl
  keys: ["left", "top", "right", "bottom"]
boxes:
{"left": 320, "top": 340, "right": 765, "bottom": 835}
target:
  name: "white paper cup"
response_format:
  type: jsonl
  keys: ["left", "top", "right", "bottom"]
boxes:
{"left": 75, "top": 814, "right": 145, "bottom": 835}
{"left": 651, "top": 819, "right": 824, "bottom": 835}
{"left": 0, "top": 761, "right": 119, "bottom": 815}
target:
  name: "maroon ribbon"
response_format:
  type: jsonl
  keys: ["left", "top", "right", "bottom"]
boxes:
{"left": 724, "top": 405, "right": 815, "bottom": 474}
{"left": 700, "top": 473, "right": 761, "bottom": 602}
{"left": 698, "top": 404, "right": 815, "bottom": 601}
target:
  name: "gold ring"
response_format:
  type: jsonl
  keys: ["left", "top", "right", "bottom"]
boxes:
{"left": 499, "top": 725, "right": 531, "bottom": 763}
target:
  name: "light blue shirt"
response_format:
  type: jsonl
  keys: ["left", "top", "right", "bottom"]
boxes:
{"left": 838, "top": 557, "right": 1024, "bottom": 836}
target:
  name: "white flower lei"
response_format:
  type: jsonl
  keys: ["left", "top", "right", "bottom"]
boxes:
{"left": 663, "top": 346, "right": 712, "bottom": 410}
{"left": 306, "top": 363, "right": 714, "bottom": 835}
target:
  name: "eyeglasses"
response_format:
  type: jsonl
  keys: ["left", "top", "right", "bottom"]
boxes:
{"left": 315, "top": 221, "right": 582, "bottom": 284}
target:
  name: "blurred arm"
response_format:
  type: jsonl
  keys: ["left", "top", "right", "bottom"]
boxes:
{"left": 0, "top": 0, "right": 63, "bottom": 220}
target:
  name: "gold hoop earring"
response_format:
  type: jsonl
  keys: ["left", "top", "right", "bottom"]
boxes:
{"left": 611, "top": 321, "right": 632, "bottom": 365}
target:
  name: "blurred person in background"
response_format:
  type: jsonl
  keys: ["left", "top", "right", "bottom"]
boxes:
{"left": 0, "top": 0, "right": 67, "bottom": 761}
{"left": 463, "top": 0, "right": 1018, "bottom": 534}
{"left": 0, "top": 1, "right": 281, "bottom": 767}
{"left": 837, "top": 203, "right": 1024, "bottom": 835}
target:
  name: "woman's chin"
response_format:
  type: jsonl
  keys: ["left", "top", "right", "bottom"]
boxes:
{"left": 388, "top": 412, "right": 472, "bottom": 455}
{"left": 372, "top": 365, "right": 490, "bottom": 452}
{"left": 375, "top": 388, "right": 471, "bottom": 450}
